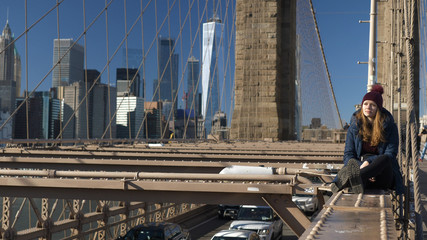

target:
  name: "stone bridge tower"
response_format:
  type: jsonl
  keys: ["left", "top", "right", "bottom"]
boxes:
{"left": 230, "top": 0, "right": 296, "bottom": 140}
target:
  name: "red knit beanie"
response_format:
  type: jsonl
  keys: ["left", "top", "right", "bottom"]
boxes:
{"left": 362, "top": 84, "right": 384, "bottom": 109}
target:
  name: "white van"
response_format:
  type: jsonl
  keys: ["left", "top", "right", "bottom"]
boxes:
{"left": 211, "top": 230, "right": 260, "bottom": 240}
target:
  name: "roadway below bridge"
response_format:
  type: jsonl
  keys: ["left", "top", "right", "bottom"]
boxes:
{"left": 174, "top": 199, "right": 329, "bottom": 240}
{"left": 189, "top": 218, "right": 297, "bottom": 240}
{"left": 178, "top": 205, "right": 303, "bottom": 240}
{"left": 0, "top": 141, "right": 341, "bottom": 239}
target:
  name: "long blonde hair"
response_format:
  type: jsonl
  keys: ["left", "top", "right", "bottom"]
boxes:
{"left": 356, "top": 109, "right": 385, "bottom": 146}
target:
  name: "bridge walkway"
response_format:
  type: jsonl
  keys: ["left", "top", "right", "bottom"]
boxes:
{"left": 299, "top": 158, "right": 427, "bottom": 240}
{"left": 418, "top": 160, "right": 427, "bottom": 239}
{"left": 299, "top": 190, "right": 398, "bottom": 239}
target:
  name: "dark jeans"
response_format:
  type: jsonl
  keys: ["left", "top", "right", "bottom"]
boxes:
{"left": 360, "top": 154, "right": 394, "bottom": 190}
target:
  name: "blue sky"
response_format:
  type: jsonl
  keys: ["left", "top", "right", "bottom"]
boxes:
{"left": 312, "top": 0, "right": 371, "bottom": 124}
{"left": 0, "top": 0, "right": 237, "bottom": 119}
{"left": 0, "top": 0, "right": 394, "bottom": 126}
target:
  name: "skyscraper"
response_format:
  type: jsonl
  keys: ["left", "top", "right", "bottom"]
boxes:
{"left": 116, "top": 68, "right": 141, "bottom": 97}
{"left": 14, "top": 92, "right": 50, "bottom": 139}
{"left": 116, "top": 96, "right": 144, "bottom": 139}
{"left": 52, "top": 39, "right": 84, "bottom": 88}
{"left": 186, "top": 56, "right": 200, "bottom": 116}
{"left": 201, "top": 17, "right": 224, "bottom": 136}
{"left": 14, "top": 48, "right": 21, "bottom": 98}
{"left": 62, "top": 76, "right": 116, "bottom": 139}
{"left": 154, "top": 37, "right": 179, "bottom": 103}
{"left": 0, "top": 21, "right": 17, "bottom": 113}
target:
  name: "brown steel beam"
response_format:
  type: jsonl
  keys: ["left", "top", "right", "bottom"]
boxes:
{"left": 0, "top": 139, "right": 345, "bottom": 152}
{"left": 263, "top": 194, "right": 311, "bottom": 237}
{"left": 0, "top": 149, "right": 342, "bottom": 162}
{"left": 0, "top": 169, "right": 301, "bottom": 182}
{"left": 0, "top": 177, "right": 319, "bottom": 203}
{"left": 0, "top": 156, "right": 342, "bottom": 174}
{"left": 68, "top": 145, "right": 345, "bottom": 156}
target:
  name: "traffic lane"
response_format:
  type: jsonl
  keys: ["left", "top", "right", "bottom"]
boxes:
{"left": 187, "top": 215, "right": 300, "bottom": 240}
{"left": 188, "top": 216, "right": 232, "bottom": 240}
{"left": 185, "top": 199, "right": 330, "bottom": 240}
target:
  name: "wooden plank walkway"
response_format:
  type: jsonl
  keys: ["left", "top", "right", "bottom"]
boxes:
{"left": 299, "top": 159, "right": 427, "bottom": 240}
{"left": 299, "top": 191, "right": 397, "bottom": 239}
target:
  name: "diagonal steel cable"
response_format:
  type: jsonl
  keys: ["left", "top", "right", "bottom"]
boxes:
{"left": 309, "top": 0, "right": 343, "bottom": 129}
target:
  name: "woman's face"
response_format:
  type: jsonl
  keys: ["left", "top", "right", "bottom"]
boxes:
{"left": 362, "top": 100, "right": 378, "bottom": 120}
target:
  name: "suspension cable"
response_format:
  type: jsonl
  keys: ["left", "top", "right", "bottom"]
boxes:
{"left": 0, "top": 0, "right": 115, "bottom": 132}
{"left": 309, "top": 0, "right": 343, "bottom": 129}
{"left": 105, "top": 0, "right": 113, "bottom": 140}
{"left": 56, "top": 0, "right": 62, "bottom": 141}
{"left": 100, "top": 0, "right": 154, "bottom": 140}
{"left": 25, "top": 0, "right": 29, "bottom": 140}
{"left": 181, "top": 0, "right": 205, "bottom": 139}
{"left": 83, "top": 0, "right": 90, "bottom": 139}
{"left": 404, "top": 0, "right": 423, "bottom": 238}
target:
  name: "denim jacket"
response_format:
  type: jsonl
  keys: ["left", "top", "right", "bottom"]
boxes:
{"left": 343, "top": 108, "right": 404, "bottom": 195}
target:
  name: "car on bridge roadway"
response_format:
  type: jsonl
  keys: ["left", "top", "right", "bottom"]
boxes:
{"left": 218, "top": 205, "right": 240, "bottom": 219}
{"left": 211, "top": 229, "right": 260, "bottom": 240}
{"left": 292, "top": 194, "right": 319, "bottom": 215}
{"left": 229, "top": 205, "right": 283, "bottom": 240}
{"left": 116, "top": 222, "right": 191, "bottom": 240}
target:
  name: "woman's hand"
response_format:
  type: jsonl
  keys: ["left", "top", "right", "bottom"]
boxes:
{"left": 360, "top": 161, "right": 376, "bottom": 182}
{"left": 360, "top": 161, "right": 370, "bottom": 169}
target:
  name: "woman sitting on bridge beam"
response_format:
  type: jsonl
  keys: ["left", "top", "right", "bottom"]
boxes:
{"left": 331, "top": 84, "right": 404, "bottom": 195}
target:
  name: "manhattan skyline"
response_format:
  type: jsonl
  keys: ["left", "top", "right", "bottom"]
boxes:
{"left": 1, "top": 1, "right": 417, "bottom": 128}
{"left": 0, "top": 0, "right": 236, "bottom": 113}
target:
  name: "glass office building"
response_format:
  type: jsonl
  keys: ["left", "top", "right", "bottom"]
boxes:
{"left": 154, "top": 37, "right": 179, "bottom": 103}
{"left": 52, "top": 39, "right": 84, "bottom": 88}
{"left": 116, "top": 96, "right": 144, "bottom": 139}
{"left": 186, "top": 56, "right": 200, "bottom": 116}
{"left": 201, "top": 17, "right": 224, "bottom": 136}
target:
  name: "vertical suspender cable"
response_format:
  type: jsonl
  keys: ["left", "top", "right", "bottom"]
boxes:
{"left": 404, "top": 0, "right": 423, "bottom": 238}
{"left": 221, "top": 0, "right": 235, "bottom": 136}
{"left": 101, "top": 0, "right": 153, "bottom": 140}
{"left": 226, "top": 1, "right": 236, "bottom": 135}
{"left": 25, "top": 0, "right": 29, "bottom": 140}
{"left": 397, "top": 2, "right": 408, "bottom": 236}
{"left": 217, "top": 0, "right": 232, "bottom": 140}
{"left": 160, "top": 0, "right": 204, "bottom": 139}
{"left": 181, "top": 0, "right": 208, "bottom": 139}
{"left": 182, "top": 0, "right": 194, "bottom": 139}
{"left": 56, "top": 0, "right": 62, "bottom": 141}
{"left": 154, "top": 0, "right": 163, "bottom": 139}
{"left": 107, "top": 1, "right": 152, "bottom": 141}
{"left": 123, "top": 0, "right": 132, "bottom": 139}
{"left": 57, "top": 1, "right": 137, "bottom": 140}
{"left": 136, "top": 1, "right": 150, "bottom": 140}
{"left": 121, "top": 0, "right": 186, "bottom": 140}
{"left": 141, "top": 0, "right": 147, "bottom": 140}
{"left": 178, "top": 0, "right": 187, "bottom": 139}
{"left": 182, "top": 0, "right": 208, "bottom": 140}
{"left": 0, "top": 1, "right": 66, "bottom": 134}
{"left": 105, "top": 0, "right": 113, "bottom": 140}
{"left": 83, "top": 0, "right": 90, "bottom": 139}
{"left": 136, "top": 0, "right": 189, "bottom": 140}
{"left": 167, "top": 0, "right": 175, "bottom": 140}
{"left": 197, "top": 0, "right": 202, "bottom": 139}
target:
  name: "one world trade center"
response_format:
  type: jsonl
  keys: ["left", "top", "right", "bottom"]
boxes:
{"left": 201, "top": 17, "right": 224, "bottom": 137}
